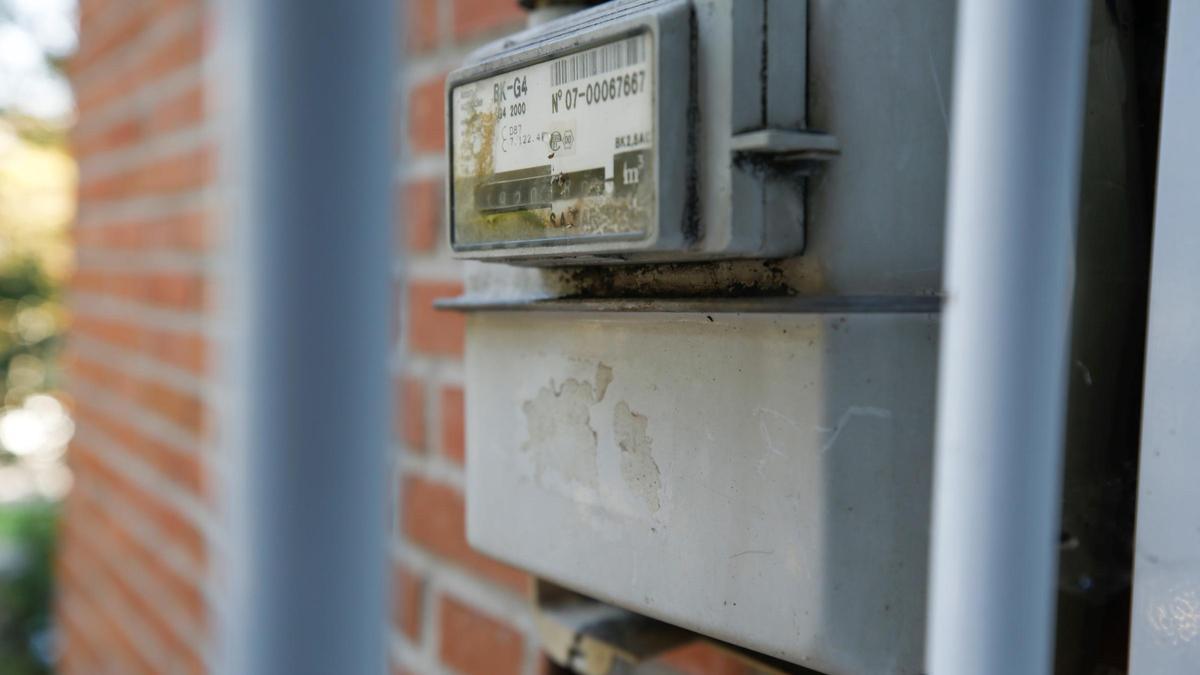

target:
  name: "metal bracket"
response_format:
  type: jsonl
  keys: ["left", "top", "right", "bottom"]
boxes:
{"left": 434, "top": 294, "right": 941, "bottom": 314}
{"left": 731, "top": 129, "right": 840, "bottom": 161}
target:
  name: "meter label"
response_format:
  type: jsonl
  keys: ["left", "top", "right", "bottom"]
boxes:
{"left": 452, "top": 33, "right": 655, "bottom": 248}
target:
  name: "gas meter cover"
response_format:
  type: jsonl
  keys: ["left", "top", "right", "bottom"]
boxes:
{"left": 451, "top": 33, "right": 657, "bottom": 250}
{"left": 445, "top": 0, "right": 809, "bottom": 263}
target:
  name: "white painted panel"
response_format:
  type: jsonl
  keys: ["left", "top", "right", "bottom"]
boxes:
{"left": 465, "top": 311, "right": 937, "bottom": 674}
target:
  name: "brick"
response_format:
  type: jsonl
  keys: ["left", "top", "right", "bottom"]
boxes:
{"left": 438, "top": 595, "right": 524, "bottom": 675}
{"left": 59, "top": 557, "right": 159, "bottom": 675}
{"left": 453, "top": 0, "right": 525, "bottom": 41}
{"left": 407, "top": 0, "right": 440, "bottom": 54}
{"left": 66, "top": 352, "right": 206, "bottom": 435}
{"left": 402, "top": 476, "right": 530, "bottom": 593}
{"left": 401, "top": 178, "right": 442, "bottom": 253}
{"left": 393, "top": 564, "right": 424, "bottom": 642}
{"left": 78, "top": 0, "right": 117, "bottom": 27}
{"left": 399, "top": 377, "right": 427, "bottom": 452}
{"left": 440, "top": 386, "right": 465, "bottom": 464}
{"left": 76, "top": 488, "right": 207, "bottom": 628}
{"left": 406, "top": 280, "right": 466, "bottom": 356}
{"left": 147, "top": 81, "right": 206, "bottom": 135}
{"left": 73, "top": 0, "right": 196, "bottom": 81}
{"left": 71, "top": 116, "right": 145, "bottom": 157}
{"left": 58, "top": 526, "right": 194, "bottom": 675}
{"left": 72, "top": 399, "right": 207, "bottom": 498}
{"left": 78, "top": 145, "right": 213, "bottom": 202}
{"left": 73, "top": 211, "right": 211, "bottom": 254}
{"left": 69, "top": 443, "right": 207, "bottom": 569}
{"left": 71, "top": 266, "right": 208, "bottom": 312}
{"left": 71, "top": 313, "right": 208, "bottom": 374}
{"left": 76, "top": 14, "right": 205, "bottom": 116}
{"left": 656, "top": 642, "right": 755, "bottom": 675}
{"left": 61, "top": 511, "right": 206, "bottom": 673}
{"left": 56, "top": 607, "right": 102, "bottom": 675}
{"left": 408, "top": 74, "right": 447, "bottom": 154}
{"left": 72, "top": 5, "right": 155, "bottom": 79}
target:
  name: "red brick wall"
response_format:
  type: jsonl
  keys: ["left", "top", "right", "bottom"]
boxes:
{"left": 58, "top": 1, "right": 761, "bottom": 674}
{"left": 58, "top": 0, "right": 213, "bottom": 673}
{"left": 394, "top": 3, "right": 538, "bottom": 671}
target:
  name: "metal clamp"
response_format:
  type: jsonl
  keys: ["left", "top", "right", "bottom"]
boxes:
{"left": 731, "top": 129, "right": 840, "bottom": 161}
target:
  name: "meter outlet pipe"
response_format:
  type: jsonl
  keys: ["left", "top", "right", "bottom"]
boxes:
{"left": 217, "top": 1, "right": 396, "bottom": 674}
{"left": 926, "top": 1, "right": 1090, "bottom": 674}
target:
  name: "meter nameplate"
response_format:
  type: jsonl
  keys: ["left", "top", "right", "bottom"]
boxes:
{"left": 451, "top": 33, "right": 656, "bottom": 249}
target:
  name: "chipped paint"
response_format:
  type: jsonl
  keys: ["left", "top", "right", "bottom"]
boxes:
{"left": 521, "top": 363, "right": 615, "bottom": 488}
{"left": 522, "top": 378, "right": 600, "bottom": 486}
{"left": 613, "top": 401, "right": 661, "bottom": 513}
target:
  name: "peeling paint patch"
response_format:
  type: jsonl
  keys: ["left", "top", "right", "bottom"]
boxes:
{"left": 614, "top": 401, "right": 661, "bottom": 513}
{"left": 522, "top": 378, "right": 600, "bottom": 486}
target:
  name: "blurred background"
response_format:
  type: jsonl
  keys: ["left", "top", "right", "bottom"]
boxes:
{"left": 0, "top": 1, "right": 77, "bottom": 673}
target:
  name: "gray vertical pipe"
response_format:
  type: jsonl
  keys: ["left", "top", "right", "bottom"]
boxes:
{"left": 220, "top": 1, "right": 397, "bottom": 674}
{"left": 926, "top": 1, "right": 1090, "bottom": 674}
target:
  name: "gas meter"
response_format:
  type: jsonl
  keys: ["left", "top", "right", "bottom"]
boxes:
{"left": 443, "top": 0, "right": 979, "bottom": 673}
{"left": 446, "top": 0, "right": 834, "bottom": 263}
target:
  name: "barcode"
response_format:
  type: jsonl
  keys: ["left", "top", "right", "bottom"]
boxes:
{"left": 550, "top": 36, "right": 646, "bottom": 87}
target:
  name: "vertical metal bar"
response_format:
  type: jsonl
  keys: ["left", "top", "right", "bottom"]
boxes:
{"left": 1129, "top": 1, "right": 1200, "bottom": 671}
{"left": 218, "top": 1, "right": 397, "bottom": 674}
{"left": 926, "top": 1, "right": 1090, "bottom": 674}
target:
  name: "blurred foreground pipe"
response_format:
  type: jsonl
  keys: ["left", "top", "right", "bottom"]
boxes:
{"left": 219, "top": 1, "right": 396, "bottom": 674}
{"left": 927, "top": 1, "right": 1090, "bottom": 674}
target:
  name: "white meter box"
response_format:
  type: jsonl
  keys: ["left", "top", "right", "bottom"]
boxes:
{"left": 447, "top": 0, "right": 812, "bottom": 264}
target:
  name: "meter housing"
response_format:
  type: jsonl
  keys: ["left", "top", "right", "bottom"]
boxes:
{"left": 446, "top": 0, "right": 817, "bottom": 264}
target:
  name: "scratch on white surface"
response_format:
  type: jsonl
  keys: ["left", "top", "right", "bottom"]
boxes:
{"left": 730, "top": 549, "right": 774, "bottom": 560}
{"left": 756, "top": 407, "right": 802, "bottom": 457}
{"left": 927, "top": 47, "right": 949, "bottom": 136}
{"left": 819, "top": 406, "right": 894, "bottom": 453}
{"left": 755, "top": 408, "right": 803, "bottom": 478}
